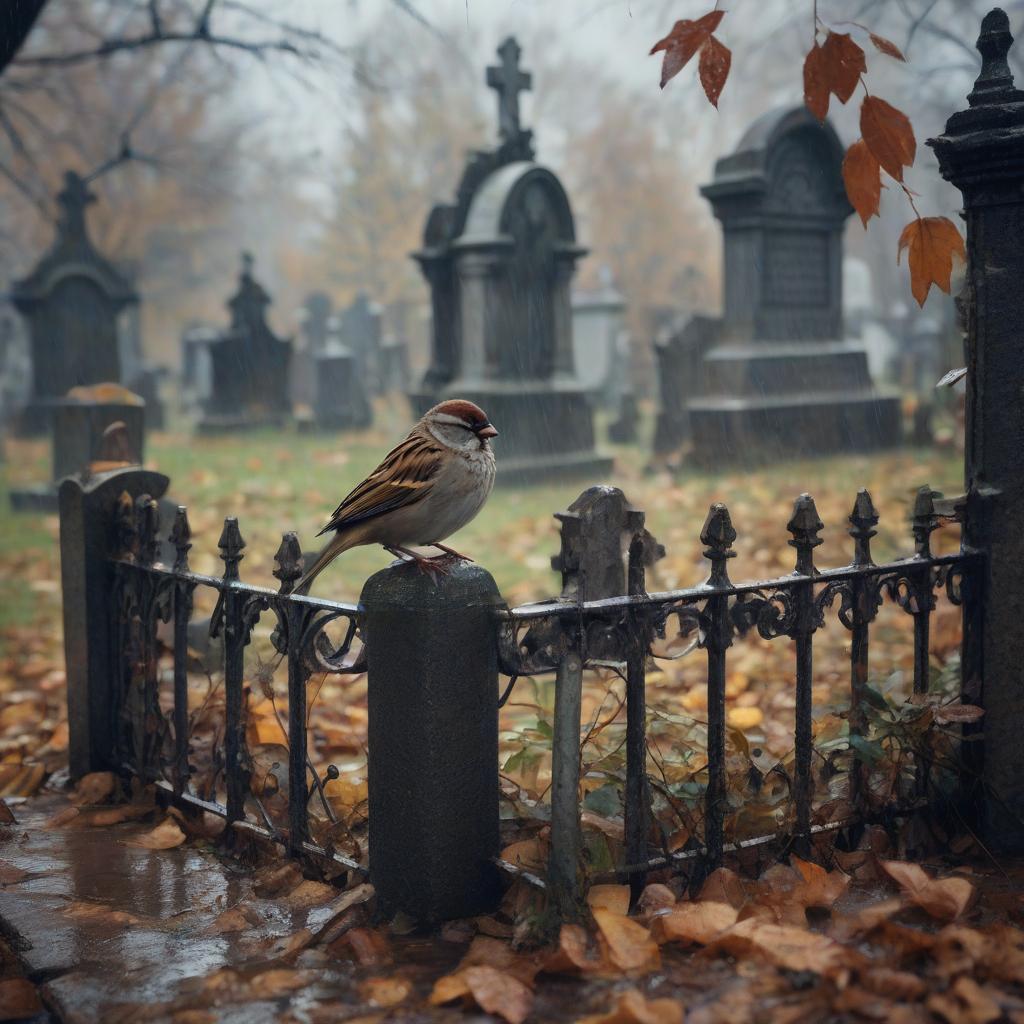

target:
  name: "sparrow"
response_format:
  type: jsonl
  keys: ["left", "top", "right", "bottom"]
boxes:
{"left": 295, "top": 400, "right": 498, "bottom": 593}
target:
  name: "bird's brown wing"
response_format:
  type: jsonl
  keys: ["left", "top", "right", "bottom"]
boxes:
{"left": 316, "top": 432, "right": 442, "bottom": 536}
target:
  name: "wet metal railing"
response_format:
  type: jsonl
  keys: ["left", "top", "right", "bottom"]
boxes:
{"left": 496, "top": 486, "right": 981, "bottom": 906}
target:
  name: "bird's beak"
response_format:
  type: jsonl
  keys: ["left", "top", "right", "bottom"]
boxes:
{"left": 477, "top": 423, "right": 498, "bottom": 439}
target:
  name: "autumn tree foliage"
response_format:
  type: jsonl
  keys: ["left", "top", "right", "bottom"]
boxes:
{"left": 651, "top": 7, "right": 966, "bottom": 306}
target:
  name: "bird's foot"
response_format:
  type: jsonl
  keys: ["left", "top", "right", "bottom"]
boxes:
{"left": 431, "top": 542, "right": 473, "bottom": 562}
{"left": 384, "top": 546, "right": 454, "bottom": 580}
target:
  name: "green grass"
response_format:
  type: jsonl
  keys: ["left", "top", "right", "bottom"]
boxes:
{"left": 0, "top": 405, "right": 965, "bottom": 660}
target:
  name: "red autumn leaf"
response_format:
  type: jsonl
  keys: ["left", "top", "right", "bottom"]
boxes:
{"left": 860, "top": 95, "right": 916, "bottom": 180}
{"left": 699, "top": 34, "right": 731, "bottom": 107}
{"left": 842, "top": 139, "right": 883, "bottom": 227}
{"left": 897, "top": 216, "right": 966, "bottom": 306}
{"left": 869, "top": 31, "right": 907, "bottom": 61}
{"left": 650, "top": 10, "right": 725, "bottom": 90}
{"left": 803, "top": 43, "right": 830, "bottom": 121}
{"left": 821, "top": 31, "right": 867, "bottom": 103}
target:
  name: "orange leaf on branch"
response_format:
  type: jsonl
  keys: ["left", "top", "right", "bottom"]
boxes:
{"left": 821, "top": 31, "right": 866, "bottom": 103}
{"left": 698, "top": 34, "right": 732, "bottom": 107}
{"left": 842, "top": 139, "right": 883, "bottom": 227}
{"left": 897, "top": 216, "right": 966, "bottom": 306}
{"left": 650, "top": 10, "right": 725, "bottom": 90}
{"left": 869, "top": 32, "right": 907, "bottom": 61}
{"left": 803, "top": 43, "right": 830, "bottom": 121}
{"left": 861, "top": 95, "right": 916, "bottom": 180}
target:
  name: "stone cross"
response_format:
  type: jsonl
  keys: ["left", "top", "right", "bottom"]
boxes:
{"left": 57, "top": 171, "right": 95, "bottom": 243}
{"left": 486, "top": 37, "right": 531, "bottom": 142}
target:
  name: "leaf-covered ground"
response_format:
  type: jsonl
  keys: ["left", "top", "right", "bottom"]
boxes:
{"left": 1, "top": 413, "right": 987, "bottom": 1021}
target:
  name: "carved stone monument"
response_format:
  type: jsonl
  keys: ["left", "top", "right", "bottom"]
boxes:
{"left": 11, "top": 171, "right": 138, "bottom": 434}
{"left": 685, "top": 107, "right": 900, "bottom": 465}
{"left": 198, "top": 253, "right": 292, "bottom": 433}
{"left": 411, "top": 37, "right": 611, "bottom": 484}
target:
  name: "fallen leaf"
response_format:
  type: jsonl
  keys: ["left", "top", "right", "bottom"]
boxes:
{"left": 248, "top": 968, "right": 311, "bottom": 1000}
{"left": 708, "top": 918, "right": 850, "bottom": 975}
{"left": 578, "top": 987, "right": 684, "bottom": 1024}
{"left": 279, "top": 879, "right": 338, "bottom": 908}
{"left": 431, "top": 966, "right": 533, "bottom": 1024}
{"left": 861, "top": 95, "right": 916, "bottom": 181}
{"left": 897, "top": 216, "right": 966, "bottom": 306}
{"left": 332, "top": 927, "right": 392, "bottom": 967}
{"left": 0, "top": 978, "right": 42, "bottom": 1020}
{"left": 0, "top": 860, "right": 28, "bottom": 885}
{"left": 934, "top": 703, "right": 984, "bottom": 725}
{"left": 652, "top": 900, "right": 738, "bottom": 945}
{"left": 926, "top": 975, "right": 1001, "bottom": 1024}
{"left": 637, "top": 883, "right": 676, "bottom": 920}
{"left": 588, "top": 884, "right": 631, "bottom": 917}
{"left": 880, "top": 860, "right": 975, "bottom": 921}
{"left": 500, "top": 838, "right": 546, "bottom": 873}
{"left": 543, "top": 923, "right": 610, "bottom": 975}
{"left": 123, "top": 819, "right": 186, "bottom": 850}
{"left": 790, "top": 856, "right": 850, "bottom": 909}
{"left": 860, "top": 966, "right": 927, "bottom": 1002}
{"left": 650, "top": 11, "right": 725, "bottom": 90}
{"left": 698, "top": 867, "right": 747, "bottom": 908}
{"left": 43, "top": 805, "right": 80, "bottom": 829}
{"left": 360, "top": 976, "right": 412, "bottom": 1008}
{"left": 63, "top": 901, "right": 141, "bottom": 927}
{"left": 698, "top": 34, "right": 731, "bottom": 108}
{"left": 592, "top": 908, "right": 660, "bottom": 974}
{"left": 0, "top": 800, "right": 15, "bottom": 824}
{"left": 843, "top": 139, "right": 882, "bottom": 227}
{"left": 70, "top": 771, "right": 117, "bottom": 806}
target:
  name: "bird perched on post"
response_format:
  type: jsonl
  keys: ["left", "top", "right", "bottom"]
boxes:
{"left": 295, "top": 400, "right": 498, "bottom": 594}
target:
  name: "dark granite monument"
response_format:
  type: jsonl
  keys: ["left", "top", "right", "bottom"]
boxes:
{"left": 198, "top": 253, "right": 292, "bottom": 433}
{"left": 338, "top": 293, "right": 382, "bottom": 396}
{"left": 411, "top": 37, "right": 611, "bottom": 484}
{"left": 683, "top": 107, "right": 900, "bottom": 465}
{"left": 11, "top": 172, "right": 138, "bottom": 435}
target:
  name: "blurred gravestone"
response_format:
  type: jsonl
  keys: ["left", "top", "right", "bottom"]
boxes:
{"left": 10, "top": 383, "right": 145, "bottom": 511}
{"left": 291, "top": 291, "right": 333, "bottom": 412}
{"left": 301, "top": 312, "right": 372, "bottom": 431}
{"left": 179, "top": 324, "right": 217, "bottom": 411}
{"left": 379, "top": 302, "right": 412, "bottom": 394}
{"left": 198, "top": 253, "right": 293, "bottom": 433}
{"left": 572, "top": 271, "right": 626, "bottom": 404}
{"left": 411, "top": 37, "right": 611, "bottom": 484}
{"left": 11, "top": 171, "right": 138, "bottom": 435}
{"left": 338, "top": 293, "right": 382, "bottom": 396}
{"left": 680, "top": 107, "right": 901, "bottom": 465}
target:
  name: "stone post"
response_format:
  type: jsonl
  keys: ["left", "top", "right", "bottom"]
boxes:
{"left": 360, "top": 560, "right": 503, "bottom": 922}
{"left": 929, "top": 8, "right": 1024, "bottom": 847}
{"left": 59, "top": 465, "right": 169, "bottom": 778}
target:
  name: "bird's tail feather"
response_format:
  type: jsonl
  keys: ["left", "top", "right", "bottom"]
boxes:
{"left": 294, "top": 531, "right": 356, "bottom": 596}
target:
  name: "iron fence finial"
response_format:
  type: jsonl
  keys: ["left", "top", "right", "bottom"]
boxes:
{"left": 170, "top": 506, "right": 192, "bottom": 573}
{"left": 788, "top": 493, "right": 823, "bottom": 576}
{"left": 274, "top": 532, "right": 304, "bottom": 594}
{"left": 849, "top": 489, "right": 879, "bottom": 568}
{"left": 911, "top": 485, "right": 941, "bottom": 558}
{"left": 701, "top": 503, "right": 737, "bottom": 588}
{"left": 218, "top": 517, "right": 245, "bottom": 581}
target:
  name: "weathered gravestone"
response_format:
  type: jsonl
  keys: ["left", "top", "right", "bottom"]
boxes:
{"left": 197, "top": 253, "right": 293, "bottom": 433}
{"left": 338, "top": 293, "right": 382, "bottom": 396}
{"left": 411, "top": 37, "right": 611, "bottom": 485}
{"left": 11, "top": 171, "right": 138, "bottom": 435}
{"left": 678, "top": 107, "right": 901, "bottom": 465}
{"left": 290, "top": 291, "right": 332, "bottom": 412}
{"left": 179, "top": 324, "right": 217, "bottom": 411}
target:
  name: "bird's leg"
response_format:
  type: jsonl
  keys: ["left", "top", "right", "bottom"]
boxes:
{"left": 431, "top": 542, "right": 473, "bottom": 562}
{"left": 383, "top": 545, "right": 452, "bottom": 578}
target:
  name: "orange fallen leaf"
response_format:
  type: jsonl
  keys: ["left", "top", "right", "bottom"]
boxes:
{"left": 926, "top": 975, "right": 1001, "bottom": 1024}
{"left": 652, "top": 900, "right": 738, "bottom": 945}
{"left": 431, "top": 966, "right": 533, "bottom": 1024}
{"left": 360, "top": 975, "right": 412, "bottom": 1008}
{"left": 588, "top": 884, "right": 631, "bottom": 917}
{"left": 70, "top": 771, "right": 117, "bottom": 806}
{"left": 698, "top": 867, "right": 747, "bottom": 909}
{"left": 123, "top": 819, "right": 186, "bottom": 850}
{"left": 578, "top": 987, "right": 684, "bottom": 1024}
{"left": 708, "top": 918, "right": 850, "bottom": 975}
{"left": 790, "top": 856, "right": 850, "bottom": 909}
{"left": 637, "top": 883, "right": 676, "bottom": 921}
{"left": 593, "top": 908, "right": 660, "bottom": 975}
{"left": 0, "top": 978, "right": 42, "bottom": 1020}
{"left": 543, "top": 923, "right": 610, "bottom": 975}
{"left": 880, "top": 860, "right": 975, "bottom": 921}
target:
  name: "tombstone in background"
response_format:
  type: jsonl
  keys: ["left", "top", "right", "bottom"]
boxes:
{"left": 0, "top": 305, "right": 30, "bottom": 430}
{"left": 179, "top": 324, "right": 217, "bottom": 411}
{"left": 379, "top": 302, "right": 412, "bottom": 394}
{"left": 651, "top": 314, "right": 721, "bottom": 457}
{"left": 338, "top": 293, "right": 382, "bottom": 395}
{"left": 197, "top": 253, "right": 292, "bottom": 434}
{"left": 411, "top": 37, "right": 611, "bottom": 485}
{"left": 9, "top": 383, "right": 145, "bottom": 512}
{"left": 299, "top": 311, "right": 372, "bottom": 432}
{"left": 572, "top": 271, "right": 626, "bottom": 404}
{"left": 11, "top": 171, "right": 138, "bottom": 435}
{"left": 291, "top": 291, "right": 333, "bottom": 412}
{"left": 684, "top": 107, "right": 900, "bottom": 465}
